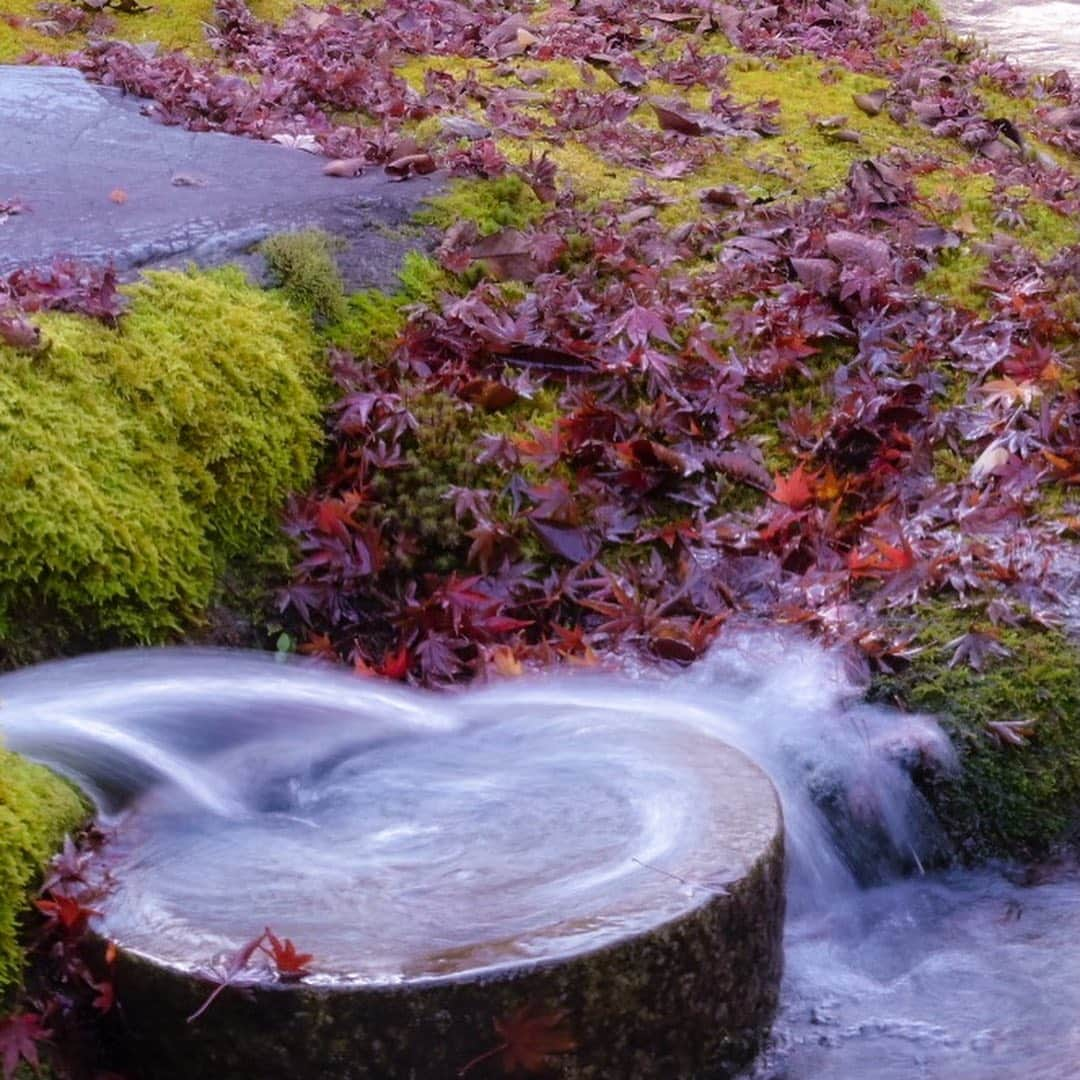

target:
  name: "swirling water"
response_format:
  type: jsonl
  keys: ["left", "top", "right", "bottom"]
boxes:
{"left": 1, "top": 630, "right": 1078, "bottom": 1076}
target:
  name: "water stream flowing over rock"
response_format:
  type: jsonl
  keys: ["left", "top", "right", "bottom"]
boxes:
{"left": 4, "top": 631, "right": 1079, "bottom": 1077}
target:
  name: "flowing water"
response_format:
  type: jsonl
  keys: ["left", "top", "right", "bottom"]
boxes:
{"left": 1, "top": 630, "right": 1078, "bottom": 1076}
{"left": 944, "top": 0, "right": 1080, "bottom": 72}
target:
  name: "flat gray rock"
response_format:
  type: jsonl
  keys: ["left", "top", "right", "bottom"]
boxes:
{"left": 0, "top": 65, "right": 439, "bottom": 285}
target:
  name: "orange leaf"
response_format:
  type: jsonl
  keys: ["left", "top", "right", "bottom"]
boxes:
{"left": 847, "top": 537, "right": 915, "bottom": 576}
{"left": 34, "top": 893, "right": 99, "bottom": 933}
{"left": 770, "top": 464, "right": 817, "bottom": 510}
{"left": 263, "top": 928, "right": 313, "bottom": 981}
{"left": 109, "top": 188, "right": 128, "bottom": 204}
{"left": 495, "top": 1005, "right": 577, "bottom": 1074}
{"left": 489, "top": 644, "right": 524, "bottom": 678}
{"left": 377, "top": 644, "right": 411, "bottom": 681}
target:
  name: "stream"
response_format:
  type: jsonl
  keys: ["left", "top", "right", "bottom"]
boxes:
{"left": 943, "top": 0, "right": 1080, "bottom": 72}
{"left": 3, "top": 630, "right": 1078, "bottom": 1076}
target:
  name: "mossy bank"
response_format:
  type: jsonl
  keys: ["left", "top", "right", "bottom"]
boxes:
{"left": 873, "top": 606, "right": 1080, "bottom": 862}
{"left": 0, "top": 266, "right": 325, "bottom": 663}
{"left": 0, "top": 751, "right": 88, "bottom": 997}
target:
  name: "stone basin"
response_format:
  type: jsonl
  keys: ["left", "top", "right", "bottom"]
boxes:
{"left": 95, "top": 708, "right": 785, "bottom": 1079}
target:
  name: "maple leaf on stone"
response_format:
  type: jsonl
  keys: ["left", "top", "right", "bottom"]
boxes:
{"left": 458, "top": 1004, "right": 577, "bottom": 1076}
{"left": 262, "top": 927, "right": 314, "bottom": 982}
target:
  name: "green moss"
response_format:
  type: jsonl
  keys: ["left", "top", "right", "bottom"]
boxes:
{"left": 724, "top": 56, "right": 932, "bottom": 196}
{"left": 0, "top": 751, "right": 88, "bottom": 996}
{"left": 0, "top": 267, "right": 324, "bottom": 656}
{"left": 328, "top": 253, "right": 454, "bottom": 359}
{"left": 872, "top": 604, "right": 1080, "bottom": 860}
{"left": 261, "top": 230, "right": 347, "bottom": 324}
{"left": 0, "top": 0, "right": 307, "bottom": 61}
{"left": 416, "top": 175, "right": 546, "bottom": 235}
{"left": 372, "top": 392, "right": 483, "bottom": 573}
{"left": 919, "top": 248, "right": 991, "bottom": 311}
{"left": 917, "top": 171, "right": 1080, "bottom": 307}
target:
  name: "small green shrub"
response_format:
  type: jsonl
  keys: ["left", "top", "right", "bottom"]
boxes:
{"left": 372, "top": 393, "right": 484, "bottom": 573}
{"left": 0, "top": 267, "right": 324, "bottom": 656}
{"left": 261, "top": 230, "right": 348, "bottom": 324}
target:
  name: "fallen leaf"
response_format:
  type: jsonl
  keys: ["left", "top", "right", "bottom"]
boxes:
{"left": 459, "top": 1005, "right": 577, "bottom": 1076}
{"left": 0, "top": 314, "right": 42, "bottom": 351}
{"left": 467, "top": 228, "right": 541, "bottom": 282}
{"left": 385, "top": 152, "right": 437, "bottom": 179}
{"left": 825, "top": 229, "right": 892, "bottom": 273}
{"left": 263, "top": 927, "right": 313, "bottom": 982}
{"left": 109, "top": 188, "right": 128, "bottom": 204}
{"left": 323, "top": 157, "right": 366, "bottom": 178}
{"left": 650, "top": 100, "right": 708, "bottom": 136}
{"left": 494, "top": 1005, "right": 577, "bottom": 1074}
{"left": 770, "top": 464, "right": 817, "bottom": 509}
{"left": 970, "top": 443, "right": 1011, "bottom": 485}
{"left": 985, "top": 718, "right": 1037, "bottom": 748}
{"left": 170, "top": 171, "right": 208, "bottom": 187}
{"left": 0, "top": 1013, "right": 49, "bottom": 1080}
{"left": 852, "top": 89, "right": 886, "bottom": 116}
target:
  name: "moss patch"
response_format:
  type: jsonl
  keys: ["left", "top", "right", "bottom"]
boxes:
{"left": 261, "top": 229, "right": 347, "bottom": 324}
{"left": 0, "top": 267, "right": 324, "bottom": 659}
{"left": 0, "top": 751, "right": 88, "bottom": 996}
{"left": 872, "top": 605, "right": 1080, "bottom": 861}
{"left": 0, "top": 0, "right": 306, "bottom": 61}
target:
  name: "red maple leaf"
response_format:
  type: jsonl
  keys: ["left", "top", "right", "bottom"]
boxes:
{"left": 459, "top": 1004, "right": 577, "bottom": 1076}
{"left": 34, "top": 892, "right": 99, "bottom": 935}
{"left": 263, "top": 928, "right": 314, "bottom": 982}
{"left": 847, "top": 537, "right": 915, "bottom": 576}
{"left": 376, "top": 643, "right": 411, "bottom": 681}
{"left": 0, "top": 1013, "right": 49, "bottom": 1080}
{"left": 770, "top": 465, "right": 817, "bottom": 510}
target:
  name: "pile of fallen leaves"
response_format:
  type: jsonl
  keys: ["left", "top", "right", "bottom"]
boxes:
{"left": 0, "top": 257, "right": 124, "bottom": 349}
{"left": 18, "top": 0, "right": 1080, "bottom": 685}
{"left": 282, "top": 172, "right": 1080, "bottom": 681}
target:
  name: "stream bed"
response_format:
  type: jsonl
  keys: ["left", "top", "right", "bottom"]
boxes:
{"left": 754, "top": 863, "right": 1080, "bottom": 1079}
{"left": 3, "top": 632, "right": 1080, "bottom": 1077}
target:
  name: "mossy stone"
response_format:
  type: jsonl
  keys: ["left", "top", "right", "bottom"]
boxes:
{"left": 871, "top": 606, "right": 1080, "bottom": 861}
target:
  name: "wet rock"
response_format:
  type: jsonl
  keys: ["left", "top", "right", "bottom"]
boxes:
{"left": 95, "top": 733, "right": 785, "bottom": 1079}
{"left": 0, "top": 65, "right": 439, "bottom": 288}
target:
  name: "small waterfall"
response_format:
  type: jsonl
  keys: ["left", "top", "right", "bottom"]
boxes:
{"left": 10, "top": 632, "right": 1078, "bottom": 1077}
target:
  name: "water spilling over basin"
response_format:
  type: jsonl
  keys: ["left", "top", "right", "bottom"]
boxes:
{"left": 101, "top": 706, "right": 780, "bottom": 984}
{"left": 1, "top": 647, "right": 788, "bottom": 1078}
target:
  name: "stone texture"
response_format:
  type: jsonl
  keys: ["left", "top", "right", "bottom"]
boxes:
{"left": 0, "top": 65, "right": 438, "bottom": 286}
{"left": 99, "top": 738, "right": 785, "bottom": 1080}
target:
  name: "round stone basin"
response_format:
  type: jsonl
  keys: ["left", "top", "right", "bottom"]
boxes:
{"left": 96, "top": 703, "right": 785, "bottom": 1079}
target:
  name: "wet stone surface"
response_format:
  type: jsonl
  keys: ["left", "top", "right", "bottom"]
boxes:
{"left": 0, "top": 65, "right": 438, "bottom": 284}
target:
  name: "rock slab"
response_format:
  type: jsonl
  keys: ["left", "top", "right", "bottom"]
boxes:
{"left": 0, "top": 65, "right": 438, "bottom": 284}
